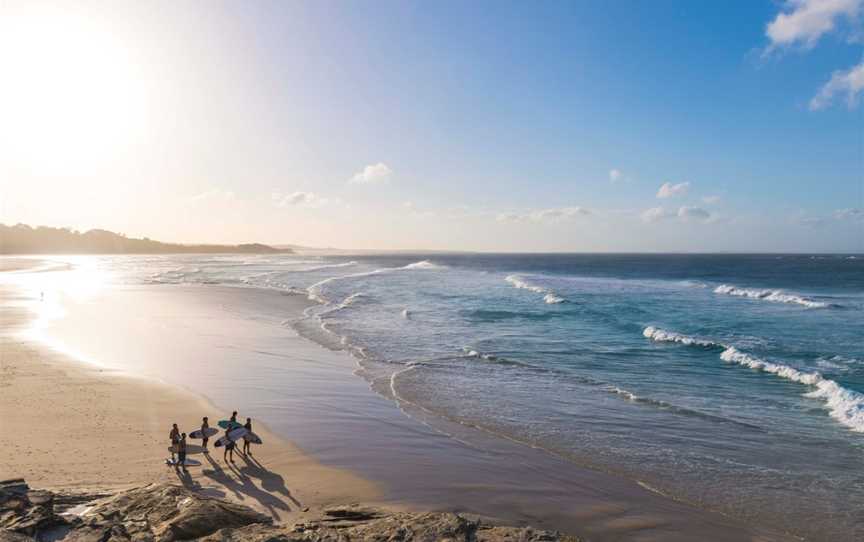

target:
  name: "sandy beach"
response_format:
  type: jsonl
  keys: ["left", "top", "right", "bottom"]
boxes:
{"left": 0, "top": 265, "right": 380, "bottom": 523}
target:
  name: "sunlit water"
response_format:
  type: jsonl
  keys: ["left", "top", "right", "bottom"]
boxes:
{"left": 10, "top": 253, "right": 864, "bottom": 539}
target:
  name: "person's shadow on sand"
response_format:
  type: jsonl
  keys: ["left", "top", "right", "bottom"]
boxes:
{"left": 200, "top": 452, "right": 292, "bottom": 519}
{"left": 173, "top": 467, "right": 201, "bottom": 491}
{"left": 237, "top": 452, "right": 301, "bottom": 508}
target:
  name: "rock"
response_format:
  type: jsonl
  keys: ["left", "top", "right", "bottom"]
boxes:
{"left": 0, "top": 530, "right": 35, "bottom": 542}
{"left": 0, "top": 481, "right": 29, "bottom": 498}
{"left": 70, "top": 483, "right": 272, "bottom": 542}
{"left": 0, "top": 481, "right": 64, "bottom": 538}
{"left": 207, "top": 510, "right": 579, "bottom": 542}
{"left": 0, "top": 481, "right": 579, "bottom": 542}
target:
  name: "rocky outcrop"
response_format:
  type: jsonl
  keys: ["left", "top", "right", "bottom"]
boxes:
{"left": 0, "top": 479, "right": 62, "bottom": 538}
{"left": 1, "top": 481, "right": 579, "bottom": 542}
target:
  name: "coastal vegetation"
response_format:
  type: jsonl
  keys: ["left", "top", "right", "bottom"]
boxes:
{"left": 0, "top": 224, "right": 291, "bottom": 255}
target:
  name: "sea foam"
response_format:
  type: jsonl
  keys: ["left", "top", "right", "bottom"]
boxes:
{"left": 713, "top": 284, "right": 828, "bottom": 308}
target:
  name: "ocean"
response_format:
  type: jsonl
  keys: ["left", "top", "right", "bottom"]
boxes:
{"left": 31, "top": 253, "right": 864, "bottom": 538}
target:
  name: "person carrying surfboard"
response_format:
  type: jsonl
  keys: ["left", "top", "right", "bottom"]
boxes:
{"left": 223, "top": 427, "right": 236, "bottom": 463}
{"left": 169, "top": 423, "right": 180, "bottom": 462}
{"left": 230, "top": 411, "right": 238, "bottom": 424}
{"left": 176, "top": 433, "right": 188, "bottom": 471}
{"left": 201, "top": 417, "right": 210, "bottom": 451}
{"left": 242, "top": 418, "right": 253, "bottom": 456}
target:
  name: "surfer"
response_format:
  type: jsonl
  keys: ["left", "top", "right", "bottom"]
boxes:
{"left": 223, "top": 427, "right": 236, "bottom": 463}
{"left": 169, "top": 423, "right": 180, "bottom": 462}
{"left": 230, "top": 411, "right": 238, "bottom": 424}
{"left": 200, "top": 417, "right": 210, "bottom": 451}
{"left": 242, "top": 418, "right": 253, "bottom": 455}
{"left": 176, "top": 433, "right": 188, "bottom": 471}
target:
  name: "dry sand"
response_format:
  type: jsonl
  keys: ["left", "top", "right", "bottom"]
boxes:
{"left": 0, "top": 269, "right": 380, "bottom": 523}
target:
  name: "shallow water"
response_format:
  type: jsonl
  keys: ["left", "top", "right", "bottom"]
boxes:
{"left": 16, "top": 253, "right": 864, "bottom": 540}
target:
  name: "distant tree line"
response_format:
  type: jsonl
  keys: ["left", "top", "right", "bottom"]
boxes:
{"left": 0, "top": 224, "right": 292, "bottom": 254}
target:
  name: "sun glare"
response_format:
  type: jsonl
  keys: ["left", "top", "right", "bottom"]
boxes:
{"left": 0, "top": 5, "right": 150, "bottom": 175}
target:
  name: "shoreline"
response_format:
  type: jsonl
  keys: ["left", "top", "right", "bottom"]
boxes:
{"left": 1, "top": 258, "right": 790, "bottom": 541}
{"left": 0, "top": 265, "right": 382, "bottom": 523}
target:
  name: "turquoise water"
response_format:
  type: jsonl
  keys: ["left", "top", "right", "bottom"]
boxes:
{"left": 126, "top": 253, "right": 863, "bottom": 538}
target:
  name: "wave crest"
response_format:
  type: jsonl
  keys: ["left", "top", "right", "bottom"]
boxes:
{"left": 505, "top": 275, "right": 566, "bottom": 304}
{"left": 721, "top": 346, "right": 864, "bottom": 432}
{"left": 643, "top": 326, "right": 721, "bottom": 348}
{"left": 714, "top": 284, "right": 829, "bottom": 309}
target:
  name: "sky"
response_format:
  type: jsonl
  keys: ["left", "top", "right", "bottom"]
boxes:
{"left": 0, "top": 0, "right": 862, "bottom": 252}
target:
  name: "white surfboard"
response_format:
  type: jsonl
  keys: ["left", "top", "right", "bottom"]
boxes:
{"left": 214, "top": 427, "right": 248, "bottom": 447}
{"left": 189, "top": 427, "right": 218, "bottom": 439}
{"left": 243, "top": 431, "right": 263, "bottom": 444}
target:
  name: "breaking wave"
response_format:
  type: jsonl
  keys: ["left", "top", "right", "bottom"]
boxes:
{"left": 643, "top": 327, "right": 864, "bottom": 433}
{"left": 505, "top": 275, "right": 566, "bottom": 304}
{"left": 642, "top": 326, "right": 722, "bottom": 348}
{"left": 714, "top": 284, "right": 829, "bottom": 308}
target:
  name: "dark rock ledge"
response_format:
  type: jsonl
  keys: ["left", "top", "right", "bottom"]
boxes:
{"left": 1, "top": 479, "right": 580, "bottom": 542}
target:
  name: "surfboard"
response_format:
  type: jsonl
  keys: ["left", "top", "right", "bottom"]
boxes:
{"left": 243, "top": 431, "right": 263, "bottom": 444}
{"left": 217, "top": 420, "right": 243, "bottom": 430}
{"left": 214, "top": 427, "right": 248, "bottom": 447}
{"left": 165, "top": 458, "right": 201, "bottom": 467}
{"left": 189, "top": 427, "right": 219, "bottom": 439}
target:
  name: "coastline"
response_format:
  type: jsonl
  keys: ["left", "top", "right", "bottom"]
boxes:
{"left": 1, "top": 258, "right": 790, "bottom": 541}
{"left": 0, "top": 265, "right": 380, "bottom": 523}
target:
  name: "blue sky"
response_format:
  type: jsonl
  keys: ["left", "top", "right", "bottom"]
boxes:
{"left": 1, "top": 0, "right": 862, "bottom": 251}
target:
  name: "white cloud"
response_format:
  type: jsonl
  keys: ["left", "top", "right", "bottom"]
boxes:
{"left": 656, "top": 181, "right": 690, "bottom": 198}
{"left": 640, "top": 207, "right": 674, "bottom": 223}
{"left": 349, "top": 162, "right": 393, "bottom": 184}
{"left": 702, "top": 195, "right": 722, "bottom": 205}
{"left": 609, "top": 169, "right": 622, "bottom": 183}
{"left": 496, "top": 206, "right": 590, "bottom": 223}
{"left": 272, "top": 191, "right": 328, "bottom": 208}
{"left": 835, "top": 207, "right": 864, "bottom": 221}
{"left": 190, "top": 188, "right": 235, "bottom": 202}
{"left": 766, "top": 0, "right": 863, "bottom": 49}
{"left": 401, "top": 201, "right": 436, "bottom": 217}
{"left": 798, "top": 216, "right": 828, "bottom": 228}
{"left": 810, "top": 60, "right": 864, "bottom": 109}
{"left": 677, "top": 206, "right": 711, "bottom": 222}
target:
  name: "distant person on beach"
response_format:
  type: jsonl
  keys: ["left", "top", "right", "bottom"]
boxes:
{"left": 223, "top": 427, "right": 236, "bottom": 463}
{"left": 169, "top": 423, "right": 180, "bottom": 462}
{"left": 201, "top": 416, "right": 210, "bottom": 451}
{"left": 230, "top": 411, "right": 238, "bottom": 424}
{"left": 177, "top": 433, "right": 188, "bottom": 470}
{"left": 243, "top": 417, "right": 253, "bottom": 455}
